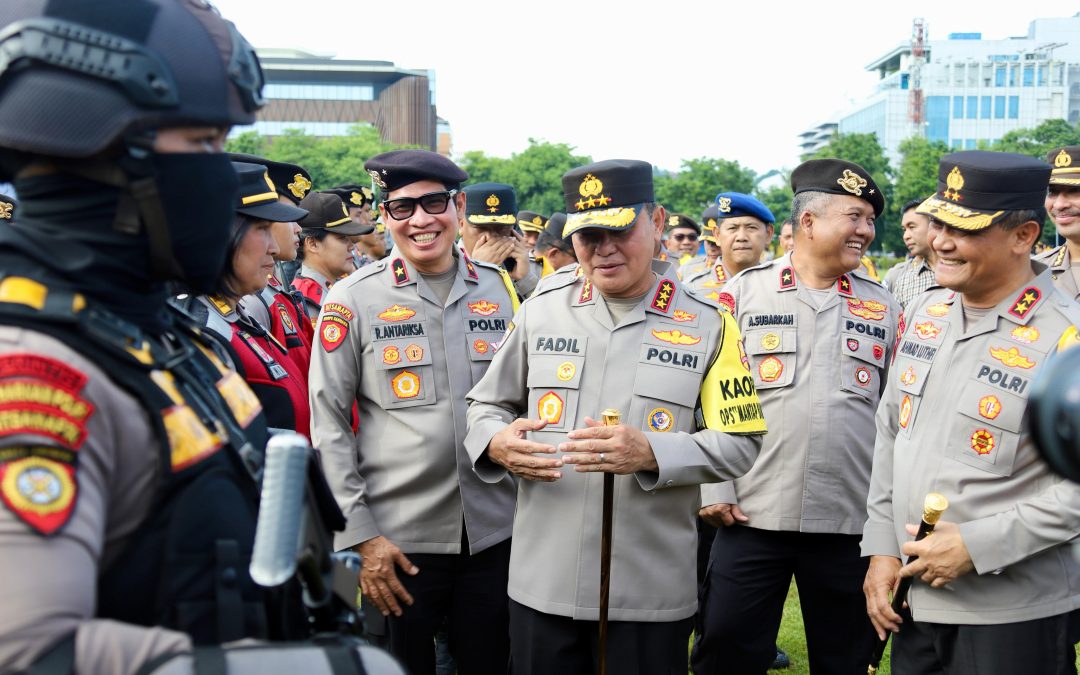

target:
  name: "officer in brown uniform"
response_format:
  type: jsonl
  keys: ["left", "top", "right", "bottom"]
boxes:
{"left": 310, "top": 150, "right": 519, "bottom": 675}
{"left": 863, "top": 151, "right": 1080, "bottom": 675}
{"left": 0, "top": 2, "right": 398, "bottom": 673}
{"left": 465, "top": 159, "right": 767, "bottom": 675}
{"left": 1036, "top": 145, "right": 1080, "bottom": 302}
{"left": 693, "top": 159, "right": 900, "bottom": 674}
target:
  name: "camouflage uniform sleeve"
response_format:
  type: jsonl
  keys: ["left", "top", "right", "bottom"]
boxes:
{"left": 465, "top": 303, "right": 529, "bottom": 483}
{"left": 307, "top": 287, "right": 373, "bottom": 551}
{"left": 639, "top": 307, "right": 764, "bottom": 492}
{"left": 0, "top": 331, "right": 192, "bottom": 674}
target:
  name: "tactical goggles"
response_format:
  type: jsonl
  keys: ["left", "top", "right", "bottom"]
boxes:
{"left": 383, "top": 190, "right": 458, "bottom": 221}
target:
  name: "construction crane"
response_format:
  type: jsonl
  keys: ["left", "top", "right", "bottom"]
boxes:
{"left": 909, "top": 17, "right": 926, "bottom": 136}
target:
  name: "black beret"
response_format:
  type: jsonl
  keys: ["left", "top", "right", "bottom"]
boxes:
{"left": 666, "top": 213, "right": 700, "bottom": 234}
{"left": 298, "top": 192, "right": 372, "bottom": 236}
{"left": 1047, "top": 146, "right": 1080, "bottom": 187}
{"left": 364, "top": 150, "right": 469, "bottom": 194}
{"left": 791, "top": 158, "right": 884, "bottom": 217}
{"left": 232, "top": 162, "right": 309, "bottom": 223}
{"left": 916, "top": 151, "right": 1051, "bottom": 231}
{"left": 562, "top": 159, "right": 654, "bottom": 237}
{"left": 228, "top": 153, "right": 312, "bottom": 204}
{"left": 322, "top": 184, "right": 374, "bottom": 209}
{"left": 0, "top": 192, "right": 15, "bottom": 222}
{"left": 517, "top": 210, "right": 548, "bottom": 234}
{"left": 463, "top": 182, "right": 518, "bottom": 226}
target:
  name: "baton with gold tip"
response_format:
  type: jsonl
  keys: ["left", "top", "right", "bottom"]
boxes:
{"left": 867, "top": 492, "right": 949, "bottom": 675}
{"left": 598, "top": 408, "right": 620, "bottom": 675}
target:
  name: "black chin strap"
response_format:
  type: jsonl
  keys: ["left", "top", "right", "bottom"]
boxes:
{"left": 56, "top": 156, "right": 185, "bottom": 282}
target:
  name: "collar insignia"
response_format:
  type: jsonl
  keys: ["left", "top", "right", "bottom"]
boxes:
{"left": 650, "top": 279, "right": 675, "bottom": 313}
{"left": 779, "top": 266, "right": 796, "bottom": 290}
{"left": 391, "top": 258, "right": 410, "bottom": 285}
{"left": 1008, "top": 287, "right": 1041, "bottom": 320}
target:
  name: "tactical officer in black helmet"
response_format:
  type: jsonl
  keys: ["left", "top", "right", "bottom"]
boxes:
{"left": 0, "top": 2, "right": 400, "bottom": 673}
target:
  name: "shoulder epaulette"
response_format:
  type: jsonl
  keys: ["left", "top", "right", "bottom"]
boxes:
{"left": 341, "top": 259, "right": 387, "bottom": 288}
{"left": 530, "top": 268, "right": 579, "bottom": 297}
{"left": 0, "top": 276, "right": 85, "bottom": 321}
{"left": 850, "top": 265, "right": 885, "bottom": 286}
{"left": 469, "top": 257, "right": 504, "bottom": 273}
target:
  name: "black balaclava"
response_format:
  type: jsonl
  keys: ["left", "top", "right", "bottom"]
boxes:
{"left": 0, "top": 152, "right": 239, "bottom": 333}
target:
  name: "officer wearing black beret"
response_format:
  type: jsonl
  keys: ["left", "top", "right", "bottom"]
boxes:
{"left": 666, "top": 213, "right": 703, "bottom": 270}
{"left": 693, "top": 157, "right": 898, "bottom": 675}
{"left": 313, "top": 149, "right": 519, "bottom": 675}
{"left": 460, "top": 182, "right": 539, "bottom": 296}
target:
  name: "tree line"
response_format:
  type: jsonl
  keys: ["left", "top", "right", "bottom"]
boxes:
{"left": 226, "top": 119, "right": 1080, "bottom": 255}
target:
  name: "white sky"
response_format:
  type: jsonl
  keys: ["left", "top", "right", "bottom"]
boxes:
{"left": 212, "top": 0, "right": 1077, "bottom": 175}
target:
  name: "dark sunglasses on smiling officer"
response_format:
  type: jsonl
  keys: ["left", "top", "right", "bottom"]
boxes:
{"left": 382, "top": 189, "right": 458, "bottom": 220}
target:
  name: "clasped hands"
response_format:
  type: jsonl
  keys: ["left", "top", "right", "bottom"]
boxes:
{"left": 486, "top": 416, "right": 658, "bottom": 482}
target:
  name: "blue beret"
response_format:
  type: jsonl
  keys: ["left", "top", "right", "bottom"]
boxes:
{"left": 715, "top": 192, "right": 775, "bottom": 225}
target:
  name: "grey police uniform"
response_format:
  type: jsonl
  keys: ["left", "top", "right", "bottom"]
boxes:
{"left": 465, "top": 265, "right": 766, "bottom": 622}
{"left": 693, "top": 253, "right": 899, "bottom": 675}
{"left": 682, "top": 262, "right": 730, "bottom": 305}
{"left": 293, "top": 264, "right": 333, "bottom": 324}
{"left": 701, "top": 253, "right": 900, "bottom": 529}
{"left": 309, "top": 248, "right": 519, "bottom": 554}
{"left": 862, "top": 266, "right": 1080, "bottom": 624}
{"left": 1034, "top": 244, "right": 1080, "bottom": 302}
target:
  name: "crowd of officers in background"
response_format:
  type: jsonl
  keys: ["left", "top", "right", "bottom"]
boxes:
{"left": 1, "top": 5, "right": 1079, "bottom": 672}
{"left": 5, "top": 137, "right": 1080, "bottom": 674}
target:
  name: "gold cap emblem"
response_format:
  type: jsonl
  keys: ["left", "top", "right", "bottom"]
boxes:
{"left": 350, "top": 191, "right": 363, "bottom": 206}
{"left": 486, "top": 194, "right": 500, "bottom": 213}
{"left": 0, "top": 202, "right": 12, "bottom": 220}
{"left": 707, "top": 218, "right": 717, "bottom": 228}
{"left": 718, "top": 197, "right": 732, "bottom": 213}
{"left": 836, "top": 169, "right": 867, "bottom": 196}
{"left": 574, "top": 173, "right": 611, "bottom": 211}
{"left": 288, "top": 173, "right": 311, "bottom": 199}
{"left": 944, "top": 166, "right": 964, "bottom": 201}
{"left": 532, "top": 216, "right": 542, "bottom": 226}
{"left": 1056, "top": 149, "right": 1073, "bottom": 168}
{"left": 668, "top": 215, "right": 679, "bottom": 227}
{"left": 367, "top": 169, "right": 388, "bottom": 190}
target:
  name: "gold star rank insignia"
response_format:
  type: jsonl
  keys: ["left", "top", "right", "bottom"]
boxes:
{"left": 779, "top": 266, "right": 796, "bottom": 290}
{"left": 650, "top": 279, "right": 675, "bottom": 313}
{"left": 1008, "top": 286, "right": 1041, "bottom": 320}
{"left": 391, "top": 258, "right": 410, "bottom": 285}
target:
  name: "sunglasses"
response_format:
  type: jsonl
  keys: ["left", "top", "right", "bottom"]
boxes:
{"left": 382, "top": 190, "right": 458, "bottom": 221}
{"left": 671, "top": 233, "right": 698, "bottom": 242}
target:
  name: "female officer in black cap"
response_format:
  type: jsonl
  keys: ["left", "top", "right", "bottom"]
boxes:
{"left": 186, "top": 162, "right": 313, "bottom": 439}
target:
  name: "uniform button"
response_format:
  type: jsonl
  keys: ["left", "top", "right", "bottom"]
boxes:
{"left": 665, "top": 480, "right": 673, "bottom": 486}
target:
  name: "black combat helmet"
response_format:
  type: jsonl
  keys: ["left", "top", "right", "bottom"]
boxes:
{"left": 0, "top": 0, "right": 263, "bottom": 160}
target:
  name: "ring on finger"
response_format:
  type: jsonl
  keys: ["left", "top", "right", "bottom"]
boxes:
{"left": 599, "top": 453, "right": 605, "bottom": 463}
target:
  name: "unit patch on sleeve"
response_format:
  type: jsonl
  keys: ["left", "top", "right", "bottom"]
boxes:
{"left": 0, "top": 354, "right": 94, "bottom": 450}
{"left": 0, "top": 447, "right": 78, "bottom": 536}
